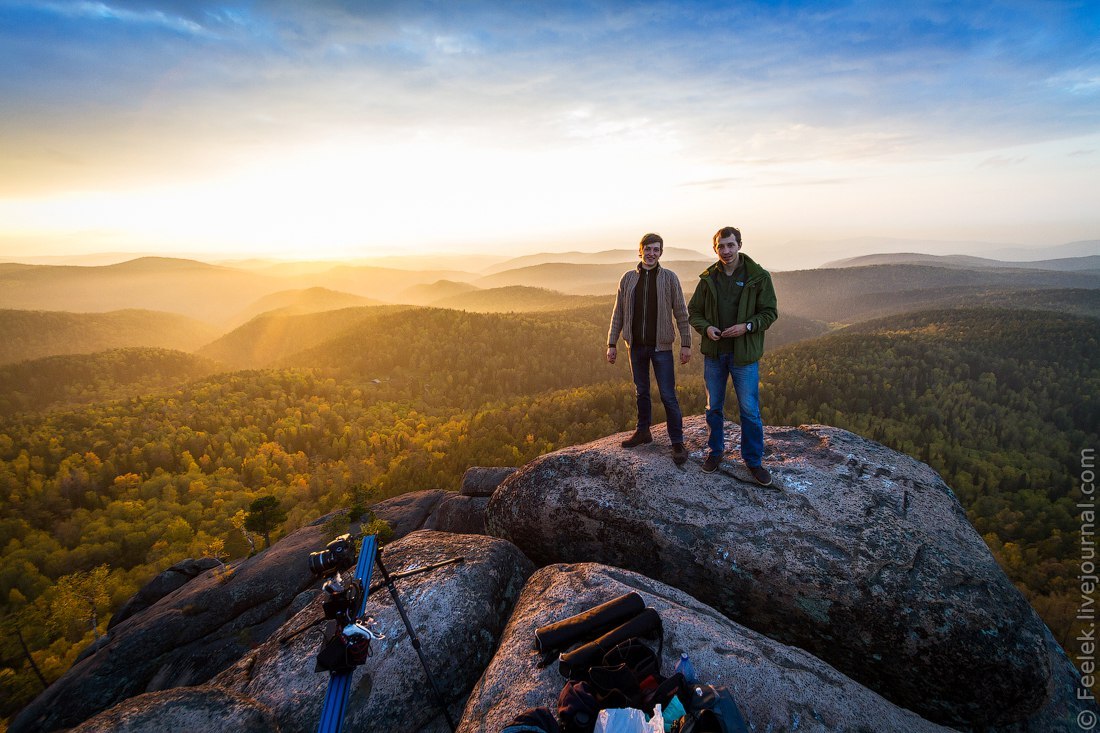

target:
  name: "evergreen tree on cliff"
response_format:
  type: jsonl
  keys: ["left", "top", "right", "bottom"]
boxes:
{"left": 244, "top": 496, "right": 286, "bottom": 549}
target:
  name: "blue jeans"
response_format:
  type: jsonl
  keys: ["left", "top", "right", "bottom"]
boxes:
{"left": 628, "top": 346, "right": 683, "bottom": 443}
{"left": 703, "top": 355, "right": 764, "bottom": 466}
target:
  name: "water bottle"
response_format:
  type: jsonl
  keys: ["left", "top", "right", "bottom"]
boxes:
{"left": 674, "top": 652, "right": 698, "bottom": 684}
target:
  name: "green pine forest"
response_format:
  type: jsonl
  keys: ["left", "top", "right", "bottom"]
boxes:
{"left": 0, "top": 294, "right": 1097, "bottom": 719}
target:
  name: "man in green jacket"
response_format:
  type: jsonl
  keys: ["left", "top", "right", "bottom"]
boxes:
{"left": 688, "top": 226, "right": 778, "bottom": 484}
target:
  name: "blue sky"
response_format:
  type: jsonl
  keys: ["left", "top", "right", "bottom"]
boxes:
{"left": 1, "top": 0, "right": 1097, "bottom": 264}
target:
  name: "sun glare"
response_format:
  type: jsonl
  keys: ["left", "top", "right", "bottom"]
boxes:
{"left": 0, "top": 126, "right": 707, "bottom": 258}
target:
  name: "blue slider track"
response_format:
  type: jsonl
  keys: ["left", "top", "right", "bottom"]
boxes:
{"left": 316, "top": 533, "right": 378, "bottom": 733}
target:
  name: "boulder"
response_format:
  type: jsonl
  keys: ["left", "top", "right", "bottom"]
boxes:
{"left": 371, "top": 489, "right": 488, "bottom": 538}
{"left": 69, "top": 688, "right": 280, "bottom": 733}
{"left": 214, "top": 530, "right": 534, "bottom": 733}
{"left": 458, "top": 562, "right": 952, "bottom": 733}
{"left": 989, "top": 624, "right": 1100, "bottom": 732}
{"left": 424, "top": 494, "right": 488, "bottom": 535}
{"left": 372, "top": 489, "right": 449, "bottom": 538}
{"left": 486, "top": 417, "right": 1051, "bottom": 728}
{"left": 107, "top": 557, "right": 223, "bottom": 631}
{"left": 10, "top": 521, "right": 332, "bottom": 733}
{"left": 461, "top": 466, "right": 517, "bottom": 497}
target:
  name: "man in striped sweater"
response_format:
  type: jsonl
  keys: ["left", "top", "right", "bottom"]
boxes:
{"left": 607, "top": 233, "right": 693, "bottom": 465}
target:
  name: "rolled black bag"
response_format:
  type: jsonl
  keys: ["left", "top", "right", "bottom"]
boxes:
{"left": 534, "top": 591, "right": 646, "bottom": 654}
{"left": 558, "top": 606, "right": 662, "bottom": 680}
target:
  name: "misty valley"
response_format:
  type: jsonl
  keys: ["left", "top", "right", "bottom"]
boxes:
{"left": 0, "top": 248, "right": 1098, "bottom": 724}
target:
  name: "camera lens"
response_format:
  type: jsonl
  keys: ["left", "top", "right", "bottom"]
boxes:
{"left": 308, "top": 534, "right": 356, "bottom": 577}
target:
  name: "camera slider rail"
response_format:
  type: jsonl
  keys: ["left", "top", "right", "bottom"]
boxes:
{"left": 315, "top": 534, "right": 461, "bottom": 733}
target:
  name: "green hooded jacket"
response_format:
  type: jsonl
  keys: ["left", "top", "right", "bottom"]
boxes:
{"left": 687, "top": 252, "right": 778, "bottom": 363}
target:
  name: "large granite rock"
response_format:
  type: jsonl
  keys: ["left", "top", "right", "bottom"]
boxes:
{"left": 372, "top": 489, "right": 449, "bottom": 538}
{"left": 424, "top": 494, "right": 488, "bottom": 535}
{"left": 374, "top": 489, "right": 488, "bottom": 538}
{"left": 989, "top": 624, "right": 1099, "bottom": 733}
{"left": 486, "top": 417, "right": 1053, "bottom": 728}
{"left": 107, "top": 557, "right": 223, "bottom": 631}
{"left": 458, "top": 562, "right": 953, "bottom": 733}
{"left": 10, "top": 521, "right": 331, "bottom": 733}
{"left": 214, "top": 530, "right": 534, "bottom": 732}
{"left": 70, "top": 688, "right": 280, "bottom": 733}
{"left": 460, "top": 466, "right": 517, "bottom": 497}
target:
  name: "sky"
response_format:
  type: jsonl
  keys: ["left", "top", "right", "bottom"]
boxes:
{"left": 0, "top": 0, "right": 1098, "bottom": 266}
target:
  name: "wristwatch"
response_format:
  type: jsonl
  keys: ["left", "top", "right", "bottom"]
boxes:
{"left": 745, "top": 322, "right": 753, "bottom": 333}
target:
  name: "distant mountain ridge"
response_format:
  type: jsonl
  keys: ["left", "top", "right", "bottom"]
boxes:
{"left": 481, "top": 247, "right": 709, "bottom": 274}
{"left": 197, "top": 305, "right": 410, "bottom": 369}
{"left": 822, "top": 252, "right": 1100, "bottom": 271}
{"left": 230, "top": 287, "right": 382, "bottom": 326}
{"left": 429, "top": 286, "right": 606, "bottom": 312}
{"left": 0, "top": 309, "right": 220, "bottom": 366}
{"left": 774, "top": 264, "right": 1100, "bottom": 323}
{"left": 399, "top": 280, "right": 481, "bottom": 306}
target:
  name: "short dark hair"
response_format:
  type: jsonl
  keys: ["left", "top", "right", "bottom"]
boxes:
{"left": 638, "top": 233, "right": 663, "bottom": 253}
{"left": 713, "top": 226, "right": 742, "bottom": 247}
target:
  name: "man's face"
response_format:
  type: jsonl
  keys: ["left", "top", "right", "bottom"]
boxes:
{"left": 639, "top": 242, "right": 663, "bottom": 269}
{"left": 715, "top": 235, "right": 741, "bottom": 265}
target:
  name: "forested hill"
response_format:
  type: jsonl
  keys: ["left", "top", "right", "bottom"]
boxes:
{"left": 0, "top": 309, "right": 220, "bottom": 366}
{"left": 196, "top": 305, "right": 411, "bottom": 369}
{"left": 773, "top": 264, "right": 1100, "bottom": 323}
{"left": 0, "top": 303, "right": 1094, "bottom": 718}
{"left": 428, "top": 286, "right": 606, "bottom": 312}
{"left": 0, "top": 348, "right": 221, "bottom": 415}
{"left": 229, "top": 287, "right": 382, "bottom": 326}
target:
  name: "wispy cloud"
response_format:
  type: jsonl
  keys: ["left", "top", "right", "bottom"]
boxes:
{"left": 29, "top": 1, "right": 212, "bottom": 35}
{"left": 0, "top": 1, "right": 1097, "bottom": 252}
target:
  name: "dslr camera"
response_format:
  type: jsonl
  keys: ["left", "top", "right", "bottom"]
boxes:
{"left": 308, "top": 534, "right": 356, "bottom": 577}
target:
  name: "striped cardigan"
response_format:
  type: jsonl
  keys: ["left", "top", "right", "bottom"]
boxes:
{"left": 607, "top": 265, "right": 692, "bottom": 351}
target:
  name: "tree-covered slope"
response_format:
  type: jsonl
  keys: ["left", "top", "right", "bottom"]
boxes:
{"left": 0, "top": 348, "right": 221, "bottom": 415}
{"left": 0, "top": 309, "right": 221, "bottom": 366}
{"left": 195, "top": 305, "right": 410, "bottom": 369}
{"left": 773, "top": 264, "right": 1100, "bottom": 323}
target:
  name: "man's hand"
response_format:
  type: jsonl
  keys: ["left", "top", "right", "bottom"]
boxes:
{"left": 680, "top": 346, "right": 692, "bottom": 365}
{"left": 706, "top": 326, "right": 722, "bottom": 341}
{"left": 606, "top": 346, "right": 617, "bottom": 364}
{"left": 722, "top": 323, "right": 749, "bottom": 338}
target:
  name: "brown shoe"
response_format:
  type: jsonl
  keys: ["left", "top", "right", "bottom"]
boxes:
{"left": 748, "top": 464, "right": 773, "bottom": 486}
{"left": 672, "top": 443, "right": 687, "bottom": 466}
{"left": 702, "top": 453, "right": 722, "bottom": 473}
{"left": 621, "top": 429, "right": 652, "bottom": 448}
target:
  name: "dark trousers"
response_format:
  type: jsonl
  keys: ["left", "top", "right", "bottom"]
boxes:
{"left": 628, "top": 346, "right": 684, "bottom": 444}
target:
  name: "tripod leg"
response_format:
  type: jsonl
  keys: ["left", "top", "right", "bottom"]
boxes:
{"left": 375, "top": 553, "right": 458, "bottom": 732}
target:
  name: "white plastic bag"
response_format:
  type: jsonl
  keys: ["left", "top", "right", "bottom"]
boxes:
{"left": 593, "top": 706, "right": 664, "bottom": 733}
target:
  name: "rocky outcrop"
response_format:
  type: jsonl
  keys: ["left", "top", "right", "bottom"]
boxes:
{"left": 107, "top": 557, "right": 222, "bottom": 631}
{"left": 458, "top": 562, "right": 952, "bottom": 733}
{"left": 70, "top": 688, "right": 280, "bottom": 733}
{"left": 374, "top": 489, "right": 488, "bottom": 538}
{"left": 423, "top": 493, "right": 488, "bottom": 534}
{"left": 17, "top": 421, "right": 1093, "bottom": 733}
{"left": 372, "top": 489, "right": 450, "bottom": 537}
{"left": 994, "top": 625, "right": 1100, "bottom": 733}
{"left": 214, "top": 530, "right": 534, "bottom": 732}
{"left": 486, "top": 417, "right": 1052, "bottom": 728}
{"left": 10, "top": 521, "right": 331, "bottom": 733}
{"left": 461, "top": 466, "right": 517, "bottom": 497}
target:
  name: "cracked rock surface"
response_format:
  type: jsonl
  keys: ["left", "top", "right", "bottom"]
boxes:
{"left": 458, "top": 562, "right": 953, "bottom": 733}
{"left": 486, "top": 416, "right": 1051, "bottom": 728}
